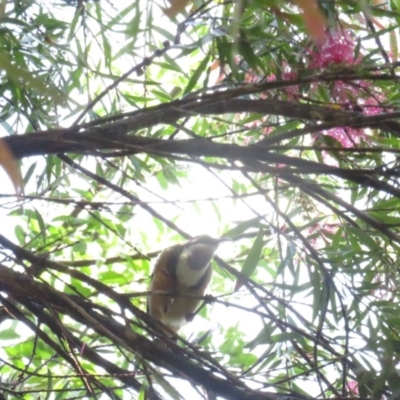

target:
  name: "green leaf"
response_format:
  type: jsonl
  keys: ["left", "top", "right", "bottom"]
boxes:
{"left": 14, "top": 224, "right": 25, "bottom": 244}
{"left": 34, "top": 208, "right": 47, "bottom": 244}
{"left": 234, "top": 229, "right": 264, "bottom": 290}
{"left": 223, "top": 217, "right": 265, "bottom": 238}
{"left": 0, "top": 323, "right": 21, "bottom": 340}
{"left": 0, "top": 50, "right": 65, "bottom": 104}
{"left": 183, "top": 52, "right": 210, "bottom": 95}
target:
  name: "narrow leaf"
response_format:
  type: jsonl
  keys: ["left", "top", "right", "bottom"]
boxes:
{"left": 183, "top": 52, "right": 210, "bottom": 95}
{"left": 234, "top": 229, "right": 264, "bottom": 291}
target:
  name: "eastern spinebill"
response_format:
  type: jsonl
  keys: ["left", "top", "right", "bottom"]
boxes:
{"left": 147, "top": 235, "right": 229, "bottom": 333}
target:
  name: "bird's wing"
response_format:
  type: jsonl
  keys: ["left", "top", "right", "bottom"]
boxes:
{"left": 148, "top": 246, "right": 180, "bottom": 320}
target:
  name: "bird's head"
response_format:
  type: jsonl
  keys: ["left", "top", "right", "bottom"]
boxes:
{"left": 183, "top": 235, "right": 230, "bottom": 271}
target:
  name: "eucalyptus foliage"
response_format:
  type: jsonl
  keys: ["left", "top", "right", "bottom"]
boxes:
{"left": 0, "top": 1, "right": 400, "bottom": 399}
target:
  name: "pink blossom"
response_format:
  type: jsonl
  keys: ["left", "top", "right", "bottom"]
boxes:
{"left": 262, "top": 126, "right": 273, "bottom": 135}
{"left": 306, "top": 29, "right": 387, "bottom": 149}
{"left": 304, "top": 222, "right": 339, "bottom": 248}
{"left": 325, "top": 126, "right": 367, "bottom": 148}
{"left": 347, "top": 380, "right": 359, "bottom": 395}
{"left": 242, "top": 136, "right": 255, "bottom": 146}
{"left": 331, "top": 81, "right": 359, "bottom": 103}
{"left": 309, "top": 30, "right": 357, "bottom": 69}
{"left": 282, "top": 68, "right": 299, "bottom": 99}
{"left": 363, "top": 97, "right": 384, "bottom": 115}
{"left": 244, "top": 72, "right": 259, "bottom": 83}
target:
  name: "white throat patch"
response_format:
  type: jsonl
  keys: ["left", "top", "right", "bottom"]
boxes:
{"left": 175, "top": 249, "right": 210, "bottom": 287}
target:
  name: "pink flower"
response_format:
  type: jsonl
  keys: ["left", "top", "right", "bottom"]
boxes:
{"left": 347, "top": 380, "right": 359, "bottom": 395}
{"left": 282, "top": 68, "right": 299, "bottom": 99}
{"left": 309, "top": 30, "right": 357, "bottom": 69}
{"left": 304, "top": 222, "right": 339, "bottom": 248}
{"left": 363, "top": 97, "right": 385, "bottom": 116}
{"left": 306, "top": 29, "right": 388, "bottom": 150}
{"left": 331, "top": 81, "right": 360, "bottom": 103}
{"left": 262, "top": 126, "right": 273, "bottom": 135}
{"left": 242, "top": 136, "right": 255, "bottom": 146}
{"left": 244, "top": 72, "right": 259, "bottom": 83}
{"left": 325, "top": 126, "right": 367, "bottom": 148}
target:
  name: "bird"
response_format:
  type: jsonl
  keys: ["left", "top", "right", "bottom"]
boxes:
{"left": 147, "top": 235, "right": 228, "bottom": 333}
